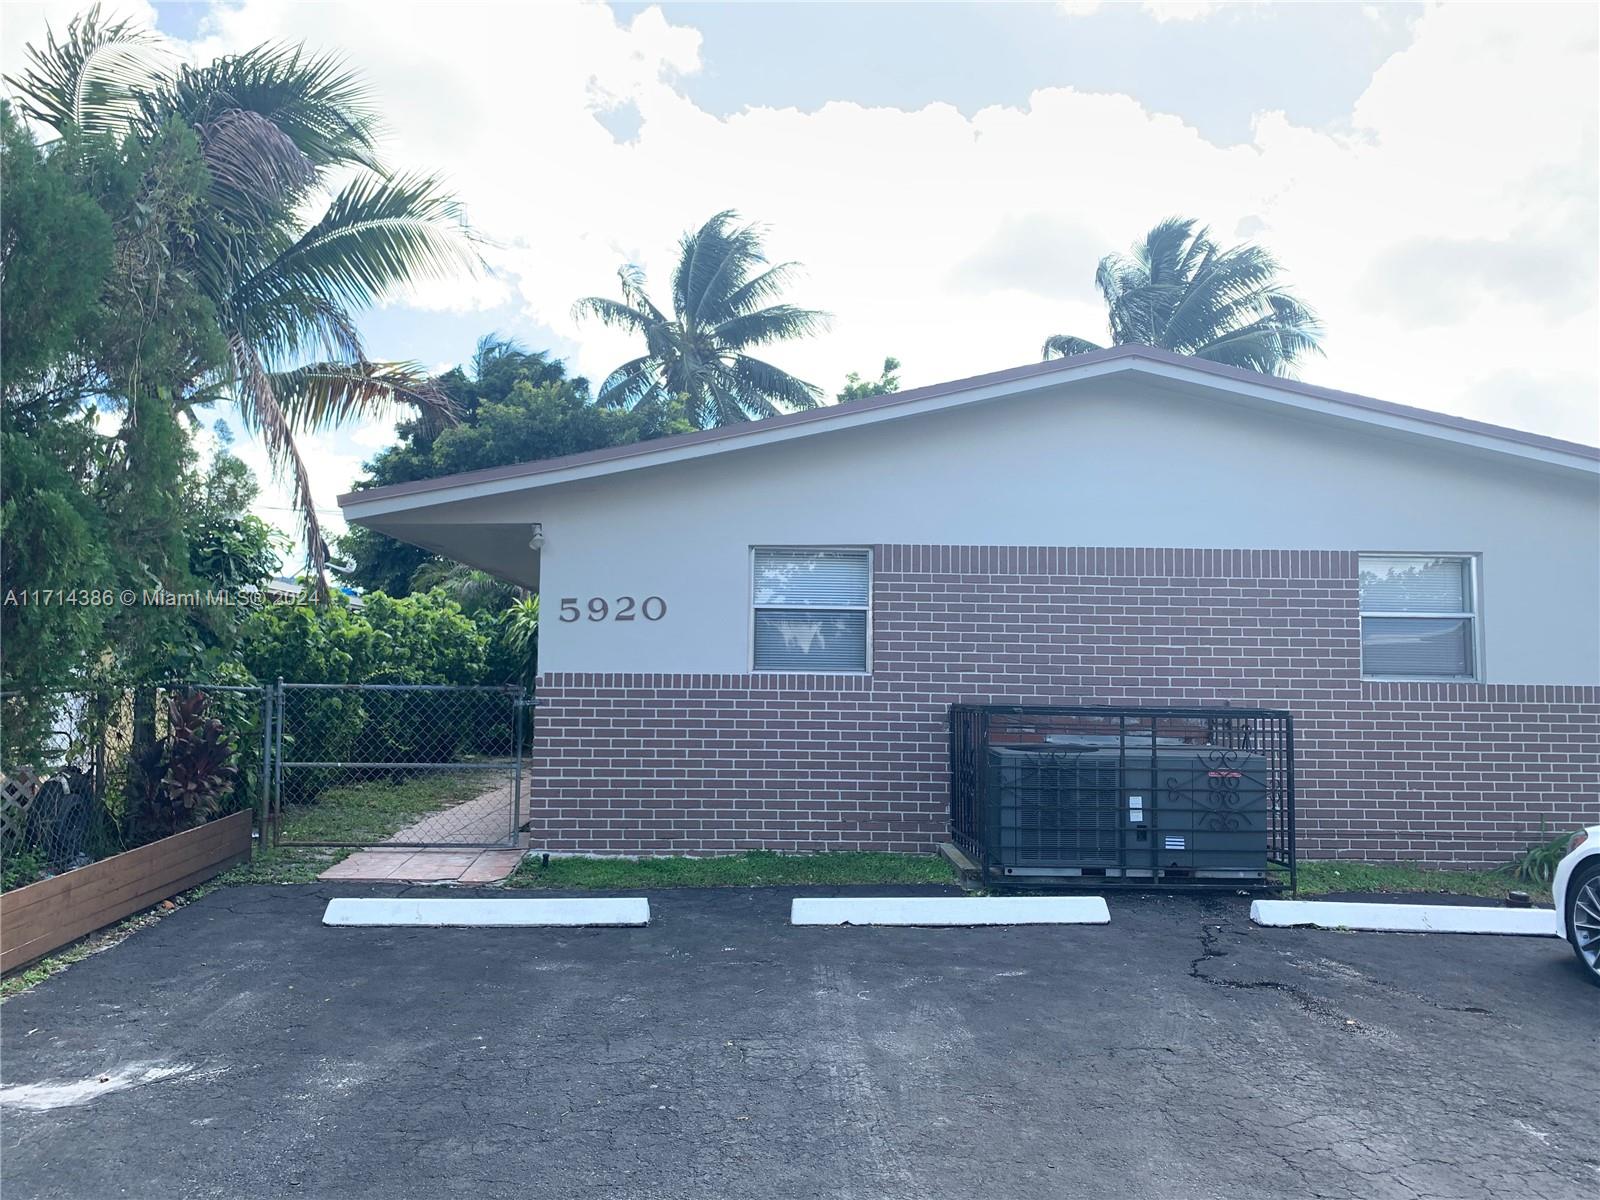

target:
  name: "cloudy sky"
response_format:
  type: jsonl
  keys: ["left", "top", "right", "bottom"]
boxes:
{"left": 5, "top": 1, "right": 1597, "bottom": 565}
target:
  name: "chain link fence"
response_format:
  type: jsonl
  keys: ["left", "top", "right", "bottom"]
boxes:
{"left": 271, "top": 683, "right": 527, "bottom": 849}
{"left": 2, "top": 681, "right": 529, "bottom": 891}
{"left": 1, "top": 685, "right": 268, "bottom": 891}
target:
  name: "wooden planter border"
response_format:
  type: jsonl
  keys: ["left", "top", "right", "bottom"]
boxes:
{"left": 1, "top": 810, "right": 253, "bottom": 974}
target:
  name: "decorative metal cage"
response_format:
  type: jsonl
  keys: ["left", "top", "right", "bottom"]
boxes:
{"left": 950, "top": 704, "right": 1295, "bottom": 889}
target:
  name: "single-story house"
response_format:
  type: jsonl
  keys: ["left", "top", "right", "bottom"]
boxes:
{"left": 339, "top": 345, "right": 1600, "bottom": 866}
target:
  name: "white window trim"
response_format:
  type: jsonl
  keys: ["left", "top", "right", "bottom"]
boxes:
{"left": 748, "top": 546, "right": 874, "bottom": 675}
{"left": 1358, "top": 552, "right": 1483, "bottom": 682}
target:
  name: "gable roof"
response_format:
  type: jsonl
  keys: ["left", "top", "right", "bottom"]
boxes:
{"left": 339, "top": 345, "right": 1600, "bottom": 520}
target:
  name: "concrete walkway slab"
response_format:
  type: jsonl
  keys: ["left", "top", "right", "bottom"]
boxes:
{"left": 322, "top": 897, "right": 650, "bottom": 927}
{"left": 792, "top": 895, "right": 1110, "bottom": 926}
{"left": 319, "top": 849, "right": 525, "bottom": 884}
{"left": 317, "top": 776, "right": 525, "bottom": 884}
{"left": 1251, "top": 899, "right": 1559, "bottom": 936}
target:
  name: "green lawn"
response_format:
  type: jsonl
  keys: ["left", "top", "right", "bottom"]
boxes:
{"left": 1289, "top": 860, "right": 1550, "bottom": 905}
{"left": 505, "top": 849, "right": 957, "bottom": 890}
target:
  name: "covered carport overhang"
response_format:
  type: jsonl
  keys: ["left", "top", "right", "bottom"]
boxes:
{"left": 341, "top": 508, "right": 543, "bottom": 590}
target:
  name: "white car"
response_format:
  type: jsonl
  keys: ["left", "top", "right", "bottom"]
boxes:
{"left": 1553, "top": 825, "right": 1600, "bottom": 987}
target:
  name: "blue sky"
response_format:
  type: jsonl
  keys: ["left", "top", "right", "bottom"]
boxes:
{"left": 4, "top": 2, "right": 1595, "bottom": 568}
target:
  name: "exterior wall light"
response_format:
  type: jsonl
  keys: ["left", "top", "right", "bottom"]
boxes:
{"left": 528, "top": 522, "right": 545, "bottom": 551}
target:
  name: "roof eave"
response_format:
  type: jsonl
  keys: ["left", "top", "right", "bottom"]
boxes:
{"left": 338, "top": 348, "right": 1600, "bottom": 521}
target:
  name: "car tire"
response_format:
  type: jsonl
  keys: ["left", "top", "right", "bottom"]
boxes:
{"left": 1565, "top": 859, "right": 1600, "bottom": 987}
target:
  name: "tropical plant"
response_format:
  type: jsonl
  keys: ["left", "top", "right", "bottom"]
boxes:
{"left": 1042, "top": 217, "right": 1322, "bottom": 377}
{"left": 837, "top": 356, "right": 901, "bottom": 403}
{"left": 499, "top": 595, "right": 540, "bottom": 686}
{"left": 574, "top": 210, "right": 829, "bottom": 428}
{"left": 8, "top": 6, "right": 479, "bottom": 589}
{"left": 1513, "top": 825, "right": 1575, "bottom": 887}
{"left": 132, "top": 691, "right": 239, "bottom": 839}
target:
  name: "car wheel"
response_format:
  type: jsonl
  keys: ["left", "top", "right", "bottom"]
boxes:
{"left": 1566, "top": 860, "right": 1600, "bottom": 987}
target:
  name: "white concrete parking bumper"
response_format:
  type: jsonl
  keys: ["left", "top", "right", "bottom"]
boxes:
{"left": 791, "top": 896, "right": 1110, "bottom": 927}
{"left": 323, "top": 898, "right": 650, "bottom": 927}
{"left": 1250, "top": 900, "right": 1559, "bottom": 937}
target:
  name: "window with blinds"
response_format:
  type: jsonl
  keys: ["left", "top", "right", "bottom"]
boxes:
{"left": 1358, "top": 555, "right": 1477, "bottom": 679}
{"left": 752, "top": 548, "right": 871, "bottom": 672}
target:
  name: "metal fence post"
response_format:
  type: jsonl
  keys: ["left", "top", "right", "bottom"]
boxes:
{"left": 258, "top": 687, "right": 272, "bottom": 851}
{"left": 510, "top": 688, "right": 526, "bottom": 846}
{"left": 1285, "top": 714, "right": 1298, "bottom": 894}
{"left": 272, "top": 678, "right": 285, "bottom": 847}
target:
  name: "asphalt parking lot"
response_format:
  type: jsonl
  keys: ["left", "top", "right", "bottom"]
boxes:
{"left": 2, "top": 884, "right": 1595, "bottom": 1200}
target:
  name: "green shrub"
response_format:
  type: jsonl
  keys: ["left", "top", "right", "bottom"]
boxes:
{"left": 237, "top": 590, "right": 494, "bottom": 800}
{"left": 2, "top": 846, "right": 46, "bottom": 892}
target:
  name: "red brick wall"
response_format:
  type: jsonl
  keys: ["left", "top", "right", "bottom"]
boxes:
{"left": 532, "top": 546, "right": 1600, "bottom": 865}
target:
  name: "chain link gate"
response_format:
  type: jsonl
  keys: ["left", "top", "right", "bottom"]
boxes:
{"left": 268, "top": 683, "right": 527, "bottom": 850}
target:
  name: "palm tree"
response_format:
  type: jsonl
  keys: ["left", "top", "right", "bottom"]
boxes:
{"left": 1042, "top": 217, "right": 1322, "bottom": 377}
{"left": 9, "top": 7, "right": 478, "bottom": 590}
{"left": 574, "top": 210, "right": 828, "bottom": 428}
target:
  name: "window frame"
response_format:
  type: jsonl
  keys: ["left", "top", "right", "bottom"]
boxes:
{"left": 1357, "top": 552, "right": 1482, "bottom": 682}
{"left": 748, "top": 545, "right": 874, "bottom": 676}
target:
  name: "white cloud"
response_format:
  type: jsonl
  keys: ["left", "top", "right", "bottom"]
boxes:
{"left": 1142, "top": 2, "right": 1232, "bottom": 21}
{"left": 1058, "top": 1, "right": 1236, "bottom": 21}
{"left": 4, "top": 1, "right": 1596, "bottom": 570}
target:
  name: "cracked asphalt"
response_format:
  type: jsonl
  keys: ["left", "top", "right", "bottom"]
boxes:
{"left": 2, "top": 883, "right": 1596, "bottom": 1200}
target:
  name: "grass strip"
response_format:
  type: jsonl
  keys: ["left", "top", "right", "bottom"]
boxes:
{"left": 506, "top": 849, "right": 956, "bottom": 890}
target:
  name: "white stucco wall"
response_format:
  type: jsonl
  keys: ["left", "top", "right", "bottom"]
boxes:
{"left": 384, "top": 381, "right": 1600, "bottom": 684}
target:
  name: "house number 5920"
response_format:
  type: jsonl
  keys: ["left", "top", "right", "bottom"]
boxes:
{"left": 558, "top": 596, "right": 667, "bottom": 622}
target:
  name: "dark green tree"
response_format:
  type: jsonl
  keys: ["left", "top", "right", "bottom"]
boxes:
{"left": 574, "top": 210, "right": 829, "bottom": 428}
{"left": 837, "top": 356, "right": 901, "bottom": 403}
{"left": 1, "top": 100, "right": 225, "bottom": 707}
{"left": 336, "top": 339, "right": 689, "bottom": 596}
{"left": 1042, "top": 217, "right": 1322, "bottom": 377}
{"left": 0, "top": 103, "right": 113, "bottom": 383}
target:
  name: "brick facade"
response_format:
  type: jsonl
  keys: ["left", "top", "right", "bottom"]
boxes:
{"left": 531, "top": 546, "right": 1600, "bottom": 865}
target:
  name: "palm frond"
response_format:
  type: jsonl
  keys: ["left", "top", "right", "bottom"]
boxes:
{"left": 226, "top": 336, "right": 331, "bottom": 596}
{"left": 721, "top": 354, "right": 822, "bottom": 417}
{"left": 571, "top": 292, "right": 656, "bottom": 336}
{"left": 712, "top": 303, "right": 830, "bottom": 351}
{"left": 195, "top": 107, "right": 317, "bottom": 225}
{"left": 156, "top": 42, "right": 380, "bottom": 170}
{"left": 233, "top": 171, "right": 478, "bottom": 316}
{"left": 690, "top": 222, "right": 766, "bottom": 325}
{"left": 1138, "top": 216, "right": 1202, "bottom": 286}
{"left": 593, "top": 355, "right": 662, "bottom": 410}
{"left": 674, "top": 210, "right": 763, "bottom": 325}
{"left": 471, "top": 333, "right": 528, "bottom": 379}
{"left": 1041, "top": 334, "right": 1104, "bottom": 360}
{"left": 711, "top": 260, "right": 805, "bottom": 321}
{"left": 269, "top": 360, "right": 458, "bottom": 435}
{"left": 6, "top": 4, "right": 170, "bottom": 136}
{"left": 226, "top": 286, "right": 367, "bottom": 370}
